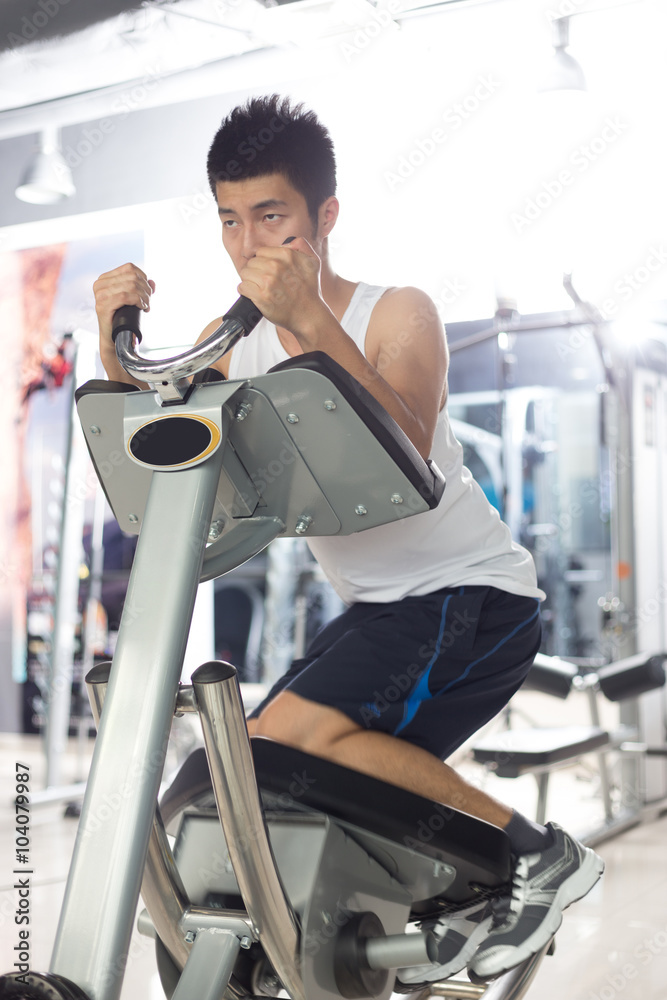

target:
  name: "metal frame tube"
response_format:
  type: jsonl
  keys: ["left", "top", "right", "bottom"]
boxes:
{"left": 50, "top": 449, "right": 224, "bottom": 1000}
{"left": 45, "top": 335, "right": 98, "bottom": 789}
{"left": 192, "top": 662, "right": 305, "bottom": 1000}
{"left": 86, "top": 661, "right": 193, "bottom": 970}
{"left": 170, "top": 928, "right": 240, "bottom": 1000}
{"left": 366, "top": 932, "right": 436, "bottom": 970}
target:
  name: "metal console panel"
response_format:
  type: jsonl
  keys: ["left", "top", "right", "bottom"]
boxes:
{"left": 77, "top": 369, "right": 436, "bottom": 546}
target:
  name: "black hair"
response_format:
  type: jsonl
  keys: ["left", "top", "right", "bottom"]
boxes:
{"left": 206, "top": 95, "right": 336, "bottom": 225}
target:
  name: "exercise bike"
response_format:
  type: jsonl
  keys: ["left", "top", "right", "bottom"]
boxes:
{"left": 1, "top": 296, "right": 551, "bottom": 1000}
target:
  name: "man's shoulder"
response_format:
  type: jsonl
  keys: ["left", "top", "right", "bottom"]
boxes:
{"left": 368, "top": 284, "right": 443, "bottom": 335}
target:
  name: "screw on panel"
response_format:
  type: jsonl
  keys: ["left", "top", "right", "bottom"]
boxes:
{"left": 323, "top": 400, "right": 336, "bottom": 411}
{"left": 390, "top": 494, "right": 404, "bottom": 504}
{"left": 239, "top": 935, "right": 252, "bottom": 950}
{"left": 355, "top": 505, "right": 368, "bottom": 516}
{"left": 208, "top": 519, "right": 225, "bottom": 541}
{"left": 90, "top": 425, "right": 101, "bottom": 436}
{"left": 295, "top": 515, "right": 313, "bottom": 535}
{"left": 286, "top": 413, "right": 299, "bottom": 424}
{"left": 128, "top": 514, "right": 139, "bottom": 524}
{"left": 184, "top": 931, "right": 196, "bottom": 943}
{"left": 235, "top": 401, "right": 252, "bottom": 421}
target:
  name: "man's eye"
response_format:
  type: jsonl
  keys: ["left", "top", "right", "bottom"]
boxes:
{"left": 264, "top": 214, "right": 281, "bottom": 222}
{"left": 222, "top": 219, "right": 238, "bottom": 228}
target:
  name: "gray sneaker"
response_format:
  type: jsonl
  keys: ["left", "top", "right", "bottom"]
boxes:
{"left": 469, "top": 822, "right": 604, "bottom": 981}
{"left": 397, "top": 898, "right": 495, "bottom": 987}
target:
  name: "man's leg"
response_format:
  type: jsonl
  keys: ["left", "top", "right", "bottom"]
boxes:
{"left": 253, "top": 689, "right": 512, "bottom": 827}
{"left": 253, "top": 689, "right": 603, "bottom": 983}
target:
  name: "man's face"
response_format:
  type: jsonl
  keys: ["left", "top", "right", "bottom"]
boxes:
{"left": 216, "top": 173, "right": 319, "bottom": 277}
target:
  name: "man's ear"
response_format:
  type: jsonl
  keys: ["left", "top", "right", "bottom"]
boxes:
{"left": 318, "top": 196, "right": 339, "bottom": 238}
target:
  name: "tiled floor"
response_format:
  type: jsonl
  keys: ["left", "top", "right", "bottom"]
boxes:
{"left": 1, "top": 702, "right": 666, "bottom": 1000}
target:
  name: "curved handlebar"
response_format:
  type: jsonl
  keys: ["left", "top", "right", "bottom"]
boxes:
{"left": 111, "top": 236, "right": 298, "bottom": 385}
{"left": 112, "top": 295, "right": 263, "bottom": 384}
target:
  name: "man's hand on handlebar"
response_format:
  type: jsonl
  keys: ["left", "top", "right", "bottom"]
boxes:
{"left": 94, "top": 262, "right": 155, "bottom": 386}
{"left": 237, "top": 237, "right": 331, "bottom": 344}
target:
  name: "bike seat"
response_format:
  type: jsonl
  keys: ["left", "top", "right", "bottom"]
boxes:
{"left": 161, "top": 737, "right": 511, "bottom": 902}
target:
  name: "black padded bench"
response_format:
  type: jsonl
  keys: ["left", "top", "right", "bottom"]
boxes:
{"left": 472, "top": 725, "right": 610, "bottom": 824}
{"left": 471, "top": 651, "right": 666, "bottom": 825}
{"left": 161, "top": 737, "right": 512, "bottom": 907}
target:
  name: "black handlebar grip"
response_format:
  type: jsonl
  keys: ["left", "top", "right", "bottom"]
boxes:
{"left": 112, "top": 305, "right": 143, "bottom": 344}
{"left": 221, "top": 295, "right": 264, "bottom": 336}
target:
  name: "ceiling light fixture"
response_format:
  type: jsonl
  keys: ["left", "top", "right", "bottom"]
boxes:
{"left": 539, "top": 16, "right": 587, "bottom": 93}
{"left": 15, "top": 126, "right": 75, "bottom": 204}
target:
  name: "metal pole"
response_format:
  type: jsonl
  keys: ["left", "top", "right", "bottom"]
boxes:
{"left": 193, "top": 662, "right": 305, "bottom": 1000}
{"left": 50, "top": 446, "right": 224, "bottom": 1000}
{"left": 45, "top": 333, "right": 97, "bottom": 788}
{"left": 72, "top": 483, "right": 107, "bottom": 784}
{"left": 86, "top": 664, "right": 255, "bottom": 980}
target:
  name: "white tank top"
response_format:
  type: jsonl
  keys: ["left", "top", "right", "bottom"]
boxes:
{"left": 229, "top": 282, "right": 545, "bottom": 604}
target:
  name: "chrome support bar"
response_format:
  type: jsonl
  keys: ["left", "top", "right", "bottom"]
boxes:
{"left": 192, "top": 661, "right": 305, "bottom": 1000}
{"left": 85, "top": 660, "right": 111, "bottom": 724}
{"left": 175, "top": 685, "right": 198, "bottom": 714}
{"left": 366, "top": 931, "right": 437, "bottom": 970}
{"left": 426, "top": 982, "right": 486, "bottom": 998}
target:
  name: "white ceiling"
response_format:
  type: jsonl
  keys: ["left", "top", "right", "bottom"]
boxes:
{"left": 0, "top": 0, "right": 482, "bottom": 135}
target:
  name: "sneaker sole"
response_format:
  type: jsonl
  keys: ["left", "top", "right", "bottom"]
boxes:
{"left": 398, "top": 915, "right": 494, "bottom": 987}
{"left": 469, "top": 846, "right": 604, "bottom": 981}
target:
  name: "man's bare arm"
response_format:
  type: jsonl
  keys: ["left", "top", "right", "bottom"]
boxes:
{"left": 237, "top": 240, "right": 447, "bottom": 459}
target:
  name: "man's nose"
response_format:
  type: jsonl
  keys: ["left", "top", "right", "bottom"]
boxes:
{"left": 241, "top": 227, "right": 258, "bottom": 260}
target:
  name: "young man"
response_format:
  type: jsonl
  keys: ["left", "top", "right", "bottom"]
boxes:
{"left": 93, "top": 95, "right": 603, "bottom": 984}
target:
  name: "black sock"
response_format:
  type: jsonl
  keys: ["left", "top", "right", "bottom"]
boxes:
{"left": 504, "top": 810, "right": 555, "bottom": 856}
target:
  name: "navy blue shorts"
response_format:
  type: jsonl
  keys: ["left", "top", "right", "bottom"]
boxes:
{"left": 250, "top": 585, "right": 542, "bottom": 760}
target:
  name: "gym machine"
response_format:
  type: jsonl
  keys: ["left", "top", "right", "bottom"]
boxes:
{"left": 2, "top": 297, "right": 551, "bottom": 1000}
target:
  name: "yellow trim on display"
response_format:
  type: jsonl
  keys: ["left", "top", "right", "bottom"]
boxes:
{"left": 128, "top": 414, "right": 221, "bottom": 468}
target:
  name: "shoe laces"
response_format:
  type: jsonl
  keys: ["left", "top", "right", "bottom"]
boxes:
{"left": 489, "top": 856, "right": 529, "bottom": 929}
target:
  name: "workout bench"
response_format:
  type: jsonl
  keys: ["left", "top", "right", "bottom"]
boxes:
{"left": 472, "top": 652, "right": 666, "bottom": 825}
